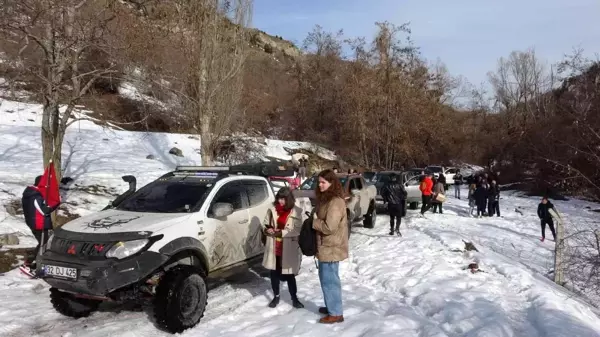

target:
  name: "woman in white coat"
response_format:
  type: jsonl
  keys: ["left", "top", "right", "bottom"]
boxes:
{"left": 262, "top": 187, "right": 304, "bottom": 309}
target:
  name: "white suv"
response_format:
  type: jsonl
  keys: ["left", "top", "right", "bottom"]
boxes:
{"left": 37, "top": 163, "right": 311, "bottom": 333}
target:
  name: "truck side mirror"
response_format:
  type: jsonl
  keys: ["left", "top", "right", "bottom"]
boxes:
{"left": 212, "top": 203, "right": 234, "bottom": 218}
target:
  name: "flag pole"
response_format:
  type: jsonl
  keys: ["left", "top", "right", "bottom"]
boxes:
{"left": 37, "top": 159, "right": 53, "bottom": 271}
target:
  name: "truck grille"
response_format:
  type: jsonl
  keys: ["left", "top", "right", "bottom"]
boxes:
{"left": 52, "top": 238, "right": 114, "bottom": 258}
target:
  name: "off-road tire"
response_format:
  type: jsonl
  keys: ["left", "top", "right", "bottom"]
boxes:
{"left": 50, "top": 288, "right": 100, "bottom": 318}
{"left": 363, "top": 202, "right": 376, "bottom": 229}
{"left": 154, "top": 265, "right": 208, "bottom": 333}
{"left": 409, "top": 202, "right": 418, "bottom": 210}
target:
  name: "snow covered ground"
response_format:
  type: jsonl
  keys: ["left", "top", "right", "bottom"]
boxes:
{"left": 2, "top": 97, "right": 600, "bottom": 336}
{"left": 2, "top": 192, "right": 600, "bottom": 336}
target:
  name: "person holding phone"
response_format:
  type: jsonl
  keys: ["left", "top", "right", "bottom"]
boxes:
{"left": 262, "top": 187, "right": 304, "bottom": 309}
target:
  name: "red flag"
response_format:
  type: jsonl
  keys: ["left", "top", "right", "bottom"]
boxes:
{"left": 36, "top": 161, "right": 61, "bottom": 208}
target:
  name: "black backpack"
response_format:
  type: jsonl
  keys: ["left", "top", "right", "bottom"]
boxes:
{"left": 298, "top": 213, "right": 318, "bottom": 256}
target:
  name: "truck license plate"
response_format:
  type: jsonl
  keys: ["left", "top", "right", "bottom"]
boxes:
{"left": 44, "top": 265, "right": 78, "bottom": 280}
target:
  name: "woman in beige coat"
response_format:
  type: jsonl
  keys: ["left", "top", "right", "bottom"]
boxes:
{"left": 312, "top": 169, "right": 348, "bottom": 324}
{"left": 262, "top": 187, "right": 304, "bottom": 309}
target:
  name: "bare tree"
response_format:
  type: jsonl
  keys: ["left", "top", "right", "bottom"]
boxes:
{"left": 0, "top": 0, "right": 121, "bottom": 180}
{"left": 153, "top": 0, "right": 253, "bottom": 165}
{"left": 487, "top": 48, "right": 553, "bottom": 117}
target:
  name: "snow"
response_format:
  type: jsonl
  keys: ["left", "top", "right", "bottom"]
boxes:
{"left": 2, "top": 97, "right": 600, "bottom": 336}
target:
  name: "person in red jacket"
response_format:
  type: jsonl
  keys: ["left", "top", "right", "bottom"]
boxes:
{"left": 21, "top": 176, "right": 60, "bottom": 269}
{"left": 419, "top": 173, "right": 434, "bottom": 215}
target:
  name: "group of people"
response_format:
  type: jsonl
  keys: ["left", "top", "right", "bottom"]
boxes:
{"left": 417, "top": 172, "right": 448, "bottom": 216}
{"left": 466, "top": 173, "right": 501, "bottom": 218}
{"left": 261, "top": 169, "right": 348, "bottom": 324}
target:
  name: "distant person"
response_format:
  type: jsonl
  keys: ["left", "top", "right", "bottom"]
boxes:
{"left": 431, "top": 177, "right": 445, "bottom": 214}
{"left": 474, "top": 183, "right": 488, "bottom": 218}
{"left": 312, "top": 169, "right": 348, "bottom": 324}
{"left": 487, "top": 180, "right": 500, "bottom": 217}
{"left": 262, "top": 187, "right": 304, "bottom": 309}
{"left": 21, "top": 175, "right": 60, "bottom": 270}
{"left": 380, "top": 173, "right": 407, "bottom": 236}
{"left": 419, "top": 173, "right": 434, "bottom": 216}
{"left": 467, "top": 183, "right": 476, "bottom": 216}
{"left": 298, "top": 157, "right": 308, "bottom": 180}
{"left": 453, "top": 170, "right": 463, "bottom": 199}
{"left": 537, "top": 196, "right": 557, "bottom": 242}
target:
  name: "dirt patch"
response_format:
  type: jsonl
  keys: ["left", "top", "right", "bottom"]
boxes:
{"left": 4, "top": 198, "right": 23, "bottom": 216}
{"left": 55, "top": 207, "right": 81, "bottom": 227}
{"left": 0, "top": 248, "right": 32, "bottom": 273}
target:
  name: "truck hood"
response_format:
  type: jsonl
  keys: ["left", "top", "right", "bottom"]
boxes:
{"left": 61, "top": 209, "right": 192, "bottom": 235}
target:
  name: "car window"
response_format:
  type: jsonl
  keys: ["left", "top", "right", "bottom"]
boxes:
{"left": 446, "top": 169, "right": 457, "bottom": 174}
{"left": 243, "top": 181, "right": 269, "bottom": 206}
{"left": 210, "top": 182, "right": 247, "bottom": 215}
{"left": 354, "top": 178, "right": 363, "bottom": 189}
{"left": 406, "top": 177, "right": 421, "bottom": 186}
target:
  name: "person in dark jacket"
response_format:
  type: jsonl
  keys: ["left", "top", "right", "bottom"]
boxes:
{"left": 487, "top": 180, "right": 500, "bottom": 217}
{"left": 380, "top": 173, "right": 407, "bottom": 236}
{"left": 22, "top": 176, "right": 59, "bottom": 268}
{"left": 537, "top": 197, "right": 557, "bottom": 242}
{"left": 453, "top": 170, "right": 463, "bottom": 199}
{"left": 474, "top": 183, "right": 488, "bottom": 218}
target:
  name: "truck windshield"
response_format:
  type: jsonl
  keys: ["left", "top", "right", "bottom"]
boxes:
{"left": 117, "top": 181, "right": 210, "bottom": 213}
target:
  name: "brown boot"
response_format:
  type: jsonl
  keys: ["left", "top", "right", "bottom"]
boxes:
{"left": 318, "top": 307, "right": 328, "bottom": 314}
{"left": 319, "top": 315, "right": 344, "bottom": 324}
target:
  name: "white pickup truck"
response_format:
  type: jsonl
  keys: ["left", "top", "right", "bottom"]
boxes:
{"left": 36, "top": 163, "right": 311, "bottom": 333}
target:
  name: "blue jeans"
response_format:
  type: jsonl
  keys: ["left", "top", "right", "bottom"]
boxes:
{"left": 318, "top": 261, "right": 343, "bottom": 316}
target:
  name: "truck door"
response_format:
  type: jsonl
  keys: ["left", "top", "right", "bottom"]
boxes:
{"left": 241, "top": 179, "right": 272, "bottom": 259}
{"left": 206, "top": 181, "right": 250, "bottom": 269}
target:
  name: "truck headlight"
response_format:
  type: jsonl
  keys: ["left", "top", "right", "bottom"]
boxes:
{"left": 105, "top": 239, "right": 149, "bottom": 259}
{"left": 45, "top": 234, "right": 54, "bottom": 250}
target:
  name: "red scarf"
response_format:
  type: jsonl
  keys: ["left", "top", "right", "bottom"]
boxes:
{"left": 274, "top": 204, "right": 291, "bottom": 256}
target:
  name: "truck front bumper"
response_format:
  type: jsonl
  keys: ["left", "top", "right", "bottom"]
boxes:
{"left": 38, "top": 250, "right": 169, "bottom": 297}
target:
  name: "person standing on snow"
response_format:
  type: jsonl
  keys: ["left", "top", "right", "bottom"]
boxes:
{"left": 487, "top": 180, "right": 501, "bottom": 217}
{"left": 453, "top": 170, "right": 463, "bottom": 199}
{"left": 431, "top": 177, "right": 445, "bottom": 214}
{"left": 537, "top": 196, "right": 557, "bottom": 242}
{"left": 474, "top": 183, "right": 488, "bottom": 218}
{"left": 380, "top": 173, "right": 407, "bottom": 236}
{"left": 262, "top": 187, "right": 304, "bottom": 309}
{"left": 22, "top": 175, "right": 60, "bottom": 269}
{"left": 312, "top": 169, "right": 348, "bottom": 324}
{"left": 419, "top": 173, "right": 434, "bottom": 216}
{"left": 467, "top": 183, "right": 477, "bottom": 216}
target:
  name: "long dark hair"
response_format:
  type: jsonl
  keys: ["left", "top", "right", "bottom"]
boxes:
{"left": 315, "top": 169, "right": 345, "bottom": 205}
{"left": 274, "top": 187, "right": 295, "bottom": 211}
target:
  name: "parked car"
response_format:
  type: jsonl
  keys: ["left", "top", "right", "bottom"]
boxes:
{"left": 294, "top": 173, "right": 378, "bottom": 230}
{"left": 362, "top": 171, "right": 377, "bottom": 183}
{"left": 36, "top": 163, "right": 311, "bottom": 333}
{"left": 403, "top": 174, "right": 425, "bottom": 209}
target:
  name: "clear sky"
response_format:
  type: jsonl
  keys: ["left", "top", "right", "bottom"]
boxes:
{"left": 252, "top": 0, "right": 600, "bottom": 87}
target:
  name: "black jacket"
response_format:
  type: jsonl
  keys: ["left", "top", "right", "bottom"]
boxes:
{"left": 453, "top": 173, "right": 463, "bottom": 185}
{"left": 537, "top": 202, "right": 555, "bottom": 220}
{"left": 22, "top": 186, "right": 56, "bottom": 230}
{"left": 381, "top": 182, "right": 407, "bottom": 205}
{"left": 474, "top": 185, "right": 488, "bottom": 206}
{"left": 488, "top": 185, "right": 500, "bottom": 201}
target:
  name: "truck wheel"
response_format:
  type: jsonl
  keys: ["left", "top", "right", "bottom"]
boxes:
{"left": 154, "top": 265, "right": 208, "bottom": 333}
{"left": 50, "top": 288, "right": 100, "bottom": 318}
{"left": 409, "top": 202, "right": 418, "bottom": 210}
{"left": 363, "top": 202, "right": 376, "bottom": 229}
